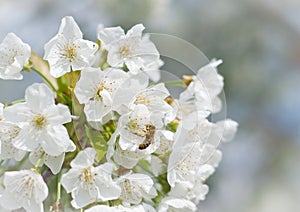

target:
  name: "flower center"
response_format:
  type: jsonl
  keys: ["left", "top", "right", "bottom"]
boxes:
{"left": 126, "top": 119, "right": 150, "bottom": 137}
{"left": 120, "top": 45, "right": 131, "bottom": 58}
{"left": 63, "top": 42, "right": 77, "bottom": 61}
{"left": 81, "top": 167, "right": 96, "bottom": 185}
{"left": 32, "top": 114, "right": 47, "bottom": 130}
{"left": 122, "top": 179, "right": 132, "bottom": 194}
{"left": 13, "top": 175, "right": 35, "bottom": 200}
{"left": 93, "top": 82, "right": 107, "bottom": 101}
{"left": 134, "top": 95, "right": 150, "bottom": 105}
{"left": 0, "top": 48, "right": 18, "bottom": 67}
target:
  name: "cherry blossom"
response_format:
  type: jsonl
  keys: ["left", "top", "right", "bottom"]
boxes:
{"left": 0, "top": 169, "right": 48, "bottom": 212}
{"left": 0, "top": 33, "right": 31, "bottom": 80}
{"left": 44, "top": 16, "right": 98, "bottom": 78}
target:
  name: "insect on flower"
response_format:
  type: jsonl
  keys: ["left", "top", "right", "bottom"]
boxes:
{"left": 138, "top": 124, "right": 156, "bottom": 150}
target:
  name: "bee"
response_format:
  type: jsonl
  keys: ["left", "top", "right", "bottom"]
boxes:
{"left": 138, "top": 124, "right": 156, "bottom": 150}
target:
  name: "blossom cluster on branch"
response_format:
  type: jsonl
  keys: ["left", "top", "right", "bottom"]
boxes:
{"left": 0, "top": 16, "right": 238, "bottom": 212}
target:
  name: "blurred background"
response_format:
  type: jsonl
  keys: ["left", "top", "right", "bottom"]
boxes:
{"left": 0, "top": 0, "right": 299, "bottom": 211}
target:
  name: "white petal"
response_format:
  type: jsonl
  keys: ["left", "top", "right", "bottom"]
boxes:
{"left": 12, "top": 125, "right": 39, "bottom": 151}
{"left": 45, "top": 104, "right": 71, "bottom": 125}
{"left": 58, "top": 16, "right": 82, "bottom": 39}
{"left": 44, "top": 153, "right": 65, "bottom": 174}
{"left": 85, "top": 205, "right": 117, "bottom": 212}
{"left": 127, "top": 173, "right": 153, "bottom": 193}
{"left": 216, "top": 119, "right": 238, "bottom": 142}
{"left": 0, "top": 33, "right": 30, "bottom": 80}
{"left": 74, "top": 67, "right": 102, "bottom": 104}
{"left": 25, "top": 83, "right": 55, "bottom": 112}
{"left": 113, "top": 145, "right": 144, "bottom": 169}
{"left": 70, "top": 147, "right": 96, "bottom": 168}
{"left": 23, "top": 202, "right": 43, "bottom": 212}
{"left": 71, "top": 40, "right": 98, "bottom": 70}
{"left": 41, "top": 125, "right": 75, "bottom": 156}
{"left": 0, "top": 189, "right": 21, "bottom": 210}
{"left": 49, "top": 63, "right": 71, "bottom": 78}
{"left": 126, "top": 24, "right": 145, "bottom": 37}
{"left": 71, "top": 186, "right": 96, "bottom": 209}
{"left": 98, "top": 26, "right": 125, "bottom": 48}
{"left": 113, "top": 72, "right": 149, "bottom": 110}
{"left": 61, "top": 169, "right": 81, "bottom": 193}
{"left": 3, "top": 103, "right": 32, "bottom": 123}
{"left": 84, "top": 99, "right": 110, "bottom": 122}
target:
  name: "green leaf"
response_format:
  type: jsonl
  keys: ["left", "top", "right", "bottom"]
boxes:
{"left": 85, "top": 125, "right": 108, "bottom": 163}
{"left": 167, "top": 121, "right": 179, "bottom": 132}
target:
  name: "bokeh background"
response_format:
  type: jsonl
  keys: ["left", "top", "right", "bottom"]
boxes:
{"left": 0, "top": 0, "right": 299, "bottom": 211}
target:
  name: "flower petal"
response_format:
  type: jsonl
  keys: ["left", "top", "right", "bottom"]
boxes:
{"left": 25, "top": 83, "right": 55, "bottom": 112}
{"left": 45, "top": 104, "right": 72, "bottom": 125}
{"left": 70, "top": 147, "right": 96, "bottom": 168}
{"left": 41, "top": 125, "right": 75, "bottom": 156}
{"left": 61, "top": 168, "right": 81, "bottom": 193}
{"left": 98, "top": 26, "right": 125, "bottom": 48}
{"left": 44, "top": 153, "right": 65, "bottom": 174}
{"left": 58, "top": 16, "right": 83, "bottom": 39}
{"left": 3, "top": 103, "right": 32, "bottom": 123}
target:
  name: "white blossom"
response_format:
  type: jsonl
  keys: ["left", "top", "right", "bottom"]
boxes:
{"left": 188, "top": 59, "right": 224, "bottom": 113}
{"left": 44, "top": 16, "right": 98, "bottom": 78}
{"left": 86, "top": 204, "right": 145, "bottom": 212}
{"left": 61, "top": 148, "right": 121, "bottom": 209}
{"left": 74, "top": 67, "right": 127, "bottom": 122}
{"left": 116, "top": 104, "right": 161, "bottom": 152}
{"left": 150, "top": 155, "right": 167, "bottom": 177}
{"left": 158, "top": 197, "right": 196, "bottom": 212}
{"left": 29, "top": 146, "right": 65, "bottom": 175}
{"left": 0, "top": 16, "right": 239, "bottom": 212}
{"left": 0, "top": 122, "right": 26, "bottom": 161}
{"left": 167, "top": 142, "right": 218, "bottom": 187}
{"left": 215, "top": 119, "right": 239, "bottom": 142}
{"left": 112, "top": 72, "right": 149, "bottom": 115}
{"left": 0, "top": 33, "right": 31, "bottom": 80}
{"left": 130, "top": 83, "right": 172, "bottom": 117}
{"left": 3, "top": 83, "right": 75, "bottom": 156}
{"left": 118, "top": 173, "right": 154, "bottom": 205}
{"left": 168, "top": 181, "right": 209, "bottom": 205}
{"left": 154, "top": 130, "right": 174, "bottom": 155}
{"left": 109, "top": 142, "right": 147, "bottom": 169}
{"left": 0, "top": 169, "right": 48, "bottom": 212}
{"left": 98, "top": 24, "right": 160, "bottom": 76}
{"left": 141, "top": 58, "right": 164, "bottom": 82}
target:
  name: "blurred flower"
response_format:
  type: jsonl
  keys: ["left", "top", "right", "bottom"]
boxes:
{"left": 118, "top": 173, "right": 155, "bottom": 205}
{"left": 158, "top": 197, "right": 197, "bottom": 212}
{"left": 0, "top": 33, "right": 30, "bottom": 80}
{"left": 0, "top": 169, "right": 48, "bottom": 212}
{"left": 86, "top": 204, "right": 145, "bottom": 212}
{"left": 0, "top": 122, "right": 25, "bottom": 161}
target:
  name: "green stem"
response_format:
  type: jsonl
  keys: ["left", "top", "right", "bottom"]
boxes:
{"left": 164, "top": 80, "right": 183, "bottom": 87}
{"left": 34, "top": 152, "right": 45, "bottom": 169}
{"left": 56, "top": 172, "right": 62, "bottom": 202}
{"left": 8, "top": 99, "right": 25, "bottom": 106}
{"left": 31, "top": 67, "right": 57, "bottom": 91}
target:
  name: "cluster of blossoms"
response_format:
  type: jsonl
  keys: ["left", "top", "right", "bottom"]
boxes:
{"left": 0, "top": 16, "right": 238, "bottom": 211}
